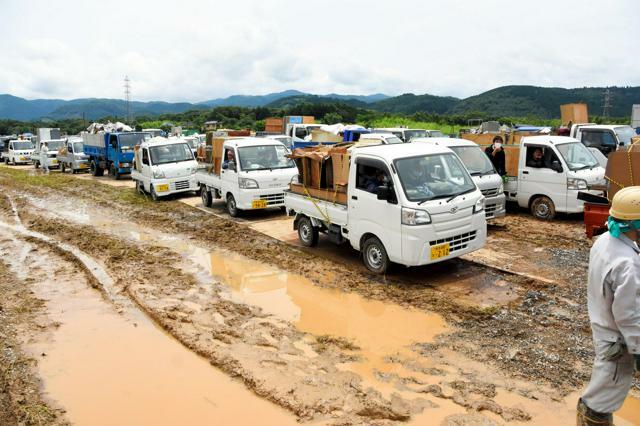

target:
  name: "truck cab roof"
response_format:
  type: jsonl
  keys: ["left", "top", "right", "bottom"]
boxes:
{"left": 412, "top": 137, "right": 477, "bottom": 148}
{"left": 354, "top": 140, "right": 452, "bottom": 161}
{"left": 225, "top": 137, "right": 288, "bottom": 148}
{"left": 137, "top": 136, "right": 188, "bottom": 149}
{"left": 520, "top": 135, "right": 580, "bottom": 146}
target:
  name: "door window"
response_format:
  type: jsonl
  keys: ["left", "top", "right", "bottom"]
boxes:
{"left": 355, "top": 161, "right": 396, "bottom": 202}
{"left": 581, "top": 130, "right": 616, "bottom": 148}
{"left": 142, "top": 148, "right": 149, "bottom": 165}
{"left": 525, "top": 146, "right": 559, "bottom": 169}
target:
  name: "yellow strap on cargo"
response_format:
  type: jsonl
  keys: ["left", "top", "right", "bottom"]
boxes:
{"left": 302, "top": 184, "right": 332, "bottom": 224}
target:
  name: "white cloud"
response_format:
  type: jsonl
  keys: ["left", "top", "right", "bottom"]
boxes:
{"left": 0, "top": 0, "right": 637, "bottom": 101}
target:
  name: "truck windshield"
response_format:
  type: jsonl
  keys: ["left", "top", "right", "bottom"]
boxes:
{"left": 429, "top": 131, "right": 445, "bottom": 137}
{"left": 394, "top": 153, "right": 476, "bottom": 202}
{"left": 556, "top": 142, "right": 599, "bottom": 171}
{"left": 238, "top": 145, "right": 295, "bottom": 171}
{"left": 384, "top": 136, "right": 403, "bottom": 144}
{"left": 614, "top": 126, "right": 636, "bottom": 146}
{"left": 72, "top": 142, "right": 84, "bottom": 153}
{"left": 404, "top": 130, "right": 428, "bottom": 142}
{"left": 273, "top": 137, "right": 293, "bottom": 149}
{"left": 46, "top": 141, "right": 64, "bottom": 150}
{"left": 449, "top": 146, "right": 495, "bottom": 175}
{"left": 149, "top": 143, "right": 194, "bottom": 165}
{"left": 12, "top": 141, "right": 33, "bottom": 150}
{"left": 119, "top": 133, "right": 148, "bottom": 149}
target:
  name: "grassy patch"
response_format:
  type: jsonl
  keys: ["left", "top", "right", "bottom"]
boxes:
{"left": 366, "top": 117, "right": 463, "bottom": 135}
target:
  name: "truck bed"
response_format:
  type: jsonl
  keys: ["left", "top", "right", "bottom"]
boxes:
{"left": 195, "top": 170, "right": 222, "bottom": 188}
{"left": 284, "top": 190, "right": 348, "bottom": 226}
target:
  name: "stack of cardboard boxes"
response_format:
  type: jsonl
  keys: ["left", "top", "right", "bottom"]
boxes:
{"left": 288, "top": 145, "right": 351, "bottom": 205}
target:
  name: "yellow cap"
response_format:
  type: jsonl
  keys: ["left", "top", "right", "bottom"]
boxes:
{"left": 609, "top": 186, "right": 640, "bottom": 220}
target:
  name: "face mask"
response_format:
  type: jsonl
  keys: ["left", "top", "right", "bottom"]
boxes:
{"left": 607, "top": 216, "right": 640, "bottom": 238}
{"left": 494, "top": 143, "right": 502, "bottom": 149}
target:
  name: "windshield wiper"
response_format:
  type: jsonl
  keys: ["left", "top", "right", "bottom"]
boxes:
{"left": 574, "top": 164, "right": 595, "bottom": 171}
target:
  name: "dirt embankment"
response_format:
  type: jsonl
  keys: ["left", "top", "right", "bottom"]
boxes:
{"left": 0, "top": 258, "right": 67, "bottom": 426}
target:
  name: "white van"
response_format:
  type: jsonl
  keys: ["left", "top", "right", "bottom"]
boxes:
{"left": 131, "top": 137, "right": 199, "bottom": 201}
{"left": 285, "top": 143, "right": 487, "bottom": 273}
{"left": 197, "top": 137, "right": 298, "bottom": 216}
{"left": 357, "top": 133, "right": 404, "bottom": 146}
{"left": 4, "top": 139, "right": 35, "bottom": 165}
{"left": 413, "top": 138, "right": 506, "bottom": 219}
{"left": 505, "top": 136, "right": 605, "bottom": 220}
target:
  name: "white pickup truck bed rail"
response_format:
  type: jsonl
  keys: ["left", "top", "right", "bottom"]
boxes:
{"left": 284, "top": 191, "right": 348, "bottom": 226}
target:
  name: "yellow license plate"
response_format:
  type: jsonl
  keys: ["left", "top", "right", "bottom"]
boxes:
{"left": 430, "top": 243, "right": 450, "bottom": 260}
{"left": 19, "top": 156, "right": 26, "bottom": 161}
{"left": 51, "top": 160, "right": 57, "bottom": 164}
{"left": 79, "top": 163, "right": 88, "bottom": 168}
{"left": 156, "top": 184, "right": 169, "bottom": 192}
{"left": 251, "top": 199, "right": 268, "bottom": 209}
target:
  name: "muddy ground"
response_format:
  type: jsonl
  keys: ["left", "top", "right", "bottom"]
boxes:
{"left": 0, "top": 166, "right": 638, "bottom": 425}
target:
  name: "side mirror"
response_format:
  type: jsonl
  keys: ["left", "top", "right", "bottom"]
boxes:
{"left": 142, "top": 157, "right": 149, "bottom": 166}
{"left": 376, "top": 184, "right": 391, "bottom": 201}
{"left": 551, "top": 160, "right": 563, "bottom": 173}
{"left": 228, "top": 160, "right": 236, "bottom": 172}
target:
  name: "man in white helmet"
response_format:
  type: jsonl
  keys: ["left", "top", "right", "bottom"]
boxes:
{"left": 577, "top": 186, "right": 640, "bottom": 425}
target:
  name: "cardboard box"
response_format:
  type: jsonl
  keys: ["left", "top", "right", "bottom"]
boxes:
{"left": 331, "top": 151, "right": 350, "bottom": 186}
{"left": 290, "top": 182, "right": 347, "bottom": 205}
{"left": 561, "top": 103, "right": 589, "bottom": 126}
{"left": 311, "top": 130, "right": 343, "bottom": 143}
{"left": 605, "top": 148, "right": 640, "bottom": 200}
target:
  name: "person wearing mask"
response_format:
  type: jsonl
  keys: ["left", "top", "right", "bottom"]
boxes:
{"left": 527, "top": 147, "right": 545, "bottom": 168}
{"left": 485, "top": 136, "right": 506, "bottom": 176}
{"left": 577, "top": 186, "right": 640, "bottom": 425}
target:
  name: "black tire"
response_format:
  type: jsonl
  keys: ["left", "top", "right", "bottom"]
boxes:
{"left": 201, "top": 185, "right": 212, "bottom": 208}
{"left": 60, "top": 162, "right": 66, "bottom": 173}
{"left": 226, "top": 194, "right": 239, "bottom": 217}
{"left": 531, "top": 196, "right": 556, "bottom": 220}
{"left": 280, "top": 206, "right": 287, "bottom": 214}
{"left": 150, "top": 185, "right": 160, "bottom": 201}
{"left": 110, "top": 164, "right": 121, "bottom": 180}
{"left": 362, "top": 236, "right": 389, "bottom": 274}
{"left": 34, "top": 160, "right": 40, "bottom": 169}
{"left": 297, "top": 216, "right": 319, "bottom": 247}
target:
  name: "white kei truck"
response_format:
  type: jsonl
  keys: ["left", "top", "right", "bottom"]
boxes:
{"left": 58, "top": 137, "right": 90, "bottom": 173}
{"left": 285, "top": 143, "right": 487, "bottom": 274}
{"left": 197, "top": 137, "right": 298, "bottom": 217}
{"left": 32, "top": 139, "right": 65, "bottom": 170}
{"left": 131, "top": 137, "right": 199, "bottom": 201}
{"left": 413, "top": 138, "right": 506, "bottom": 220}
{"left": 503, "top": 136, "right": 605, "bottom": 220}
{"left": 3, "top": 139, "right": 34, "bottom": 165}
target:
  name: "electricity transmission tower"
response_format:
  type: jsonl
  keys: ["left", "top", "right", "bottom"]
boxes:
{"left": 602, "top": 88, "right": 612, "bottom": 120}
{"left": 124, "top": 76, "right": 131, "bottom": 123}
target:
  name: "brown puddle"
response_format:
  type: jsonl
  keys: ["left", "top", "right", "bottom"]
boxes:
{"left": 0, "top": 224, "right": 297, "bottom": 426}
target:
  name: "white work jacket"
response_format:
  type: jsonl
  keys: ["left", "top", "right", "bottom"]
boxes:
{"left": 588, "top": 232, "right": 640, "bottom": 354}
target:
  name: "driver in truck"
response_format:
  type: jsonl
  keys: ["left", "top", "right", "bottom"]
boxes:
{"left": 222, "top": 149, "right": 235, "bottom": 170}
{"left": 527, "top": 147, "right": 545, "bottom": 168}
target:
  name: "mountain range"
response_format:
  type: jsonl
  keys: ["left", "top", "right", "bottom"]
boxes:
{"left": 1, "top": 86, "right": 638, "bottom": 121}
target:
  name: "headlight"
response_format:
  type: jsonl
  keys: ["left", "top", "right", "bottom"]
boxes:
{"left": 498, "top": 180, "right": 504, "bottom": 193}
{"left": 567, "top": 178, "right": 588, "bottom": 190}
{"left": 238, "top": 177, "right": 259, "bottom": 189}
{"left": 473, "top": 197, "right": 485, "bottom": 214}
{"left": 401, "top": 207, "right": 431, "bottom": 225}
{"left": 153, "top": 169, "right": 166, "bottom": 179}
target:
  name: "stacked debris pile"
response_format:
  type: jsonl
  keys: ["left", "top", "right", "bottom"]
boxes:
{"left": 86, "top": 122, "right": 133, "bottom": 133}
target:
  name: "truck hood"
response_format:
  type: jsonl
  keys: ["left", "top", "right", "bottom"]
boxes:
{"left": 153, "top": 160, "right": 198, "bottom": 178}
{"left": 471, "top": 173, "right": 502, "bottom": 191}
{"left": 409, "top": 189, "right": 483, "bottom": 233}
{"left": 568, "top": 166, "right": 605, "bottom": 183}
{"left": 241, "top": 167, "right": 298, "bottom": 189}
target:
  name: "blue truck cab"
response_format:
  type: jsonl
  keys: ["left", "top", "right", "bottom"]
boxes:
{"left": 82, "top": 132, "right": 149, "bottom": 179}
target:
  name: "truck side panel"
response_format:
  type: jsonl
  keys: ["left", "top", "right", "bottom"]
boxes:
{"left": 284, "top": 192, "right": 349, "bottom": 227}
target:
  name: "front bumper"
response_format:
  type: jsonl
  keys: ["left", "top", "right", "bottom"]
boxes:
{"left": 485, "top": 193, "right": 506, "bottom": 219}
{"left": 236, "top": 187, "right": 288, "bottom": 210}
{"left": 401, "top": 212, "right": 487, "bottom": 266}
{"left": 153, "top": 176, "right": 198, "bottom": 197}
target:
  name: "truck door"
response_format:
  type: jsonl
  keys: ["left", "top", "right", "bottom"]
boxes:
{"left": 519, "top": 144, "right": 567, "bottom": 212}
{"left": 221, "top": 146, "right": 238, "bottom": 201}
{"left": 348, "top": 157, "right": 402, "bottom": 259}
{"left": 141, "top": 148, "right": 152, "bottom": 191}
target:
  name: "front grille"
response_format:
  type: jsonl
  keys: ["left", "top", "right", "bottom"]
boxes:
{"left": 259, "top": 193, "right": 285, "bottom": 205}
{"left": 173, "top": 180, "right": 190, "bottom": 190}
{"left": 485, "top": 203, "right": 498, "bottom": 218}
{"left": 430, "top": 231, "right": 477, "bottom": 253}
{"left": 481, "top": 188, "right": 500, "bottom": 197}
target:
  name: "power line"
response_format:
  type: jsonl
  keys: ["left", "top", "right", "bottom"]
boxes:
{"left": 602, "top": 88, "right": 612, "bottom": 120}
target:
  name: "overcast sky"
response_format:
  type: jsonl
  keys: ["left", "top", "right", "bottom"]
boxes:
{"left": 1, "top": 0, "right": 638, "bottom": 102}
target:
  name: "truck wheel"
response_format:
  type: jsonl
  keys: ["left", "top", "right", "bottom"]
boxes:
{"left": 531, "top": 196, "right": 556, "bottom": 220}
{"left": 201, "top": 185, "right": 212, "bottom": 208}
{"left": 226, "top": 194, "right": 239, "bottom": 217}
{"left": 34, "top": 161, "right": 40, "bottom": 169}
{"left": 91, "top": 161, "right": 103, "bottom": 176}
{"left": 110, "top": 164, "right": 121, "bottom": 180}
{"left": 362, "top": 236, "right": 389, "bottom": 274}
{"left": 297, "top": 216, "right": 319, "bottom": 247}
{"left": 150, "top": 185, "right": 160, "bottom": 201}
{"left": 135, "top": 180, "right": 145, "bottom": 194}
{"left": 61, "top": 163, "right": 66, "bottom": 173}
